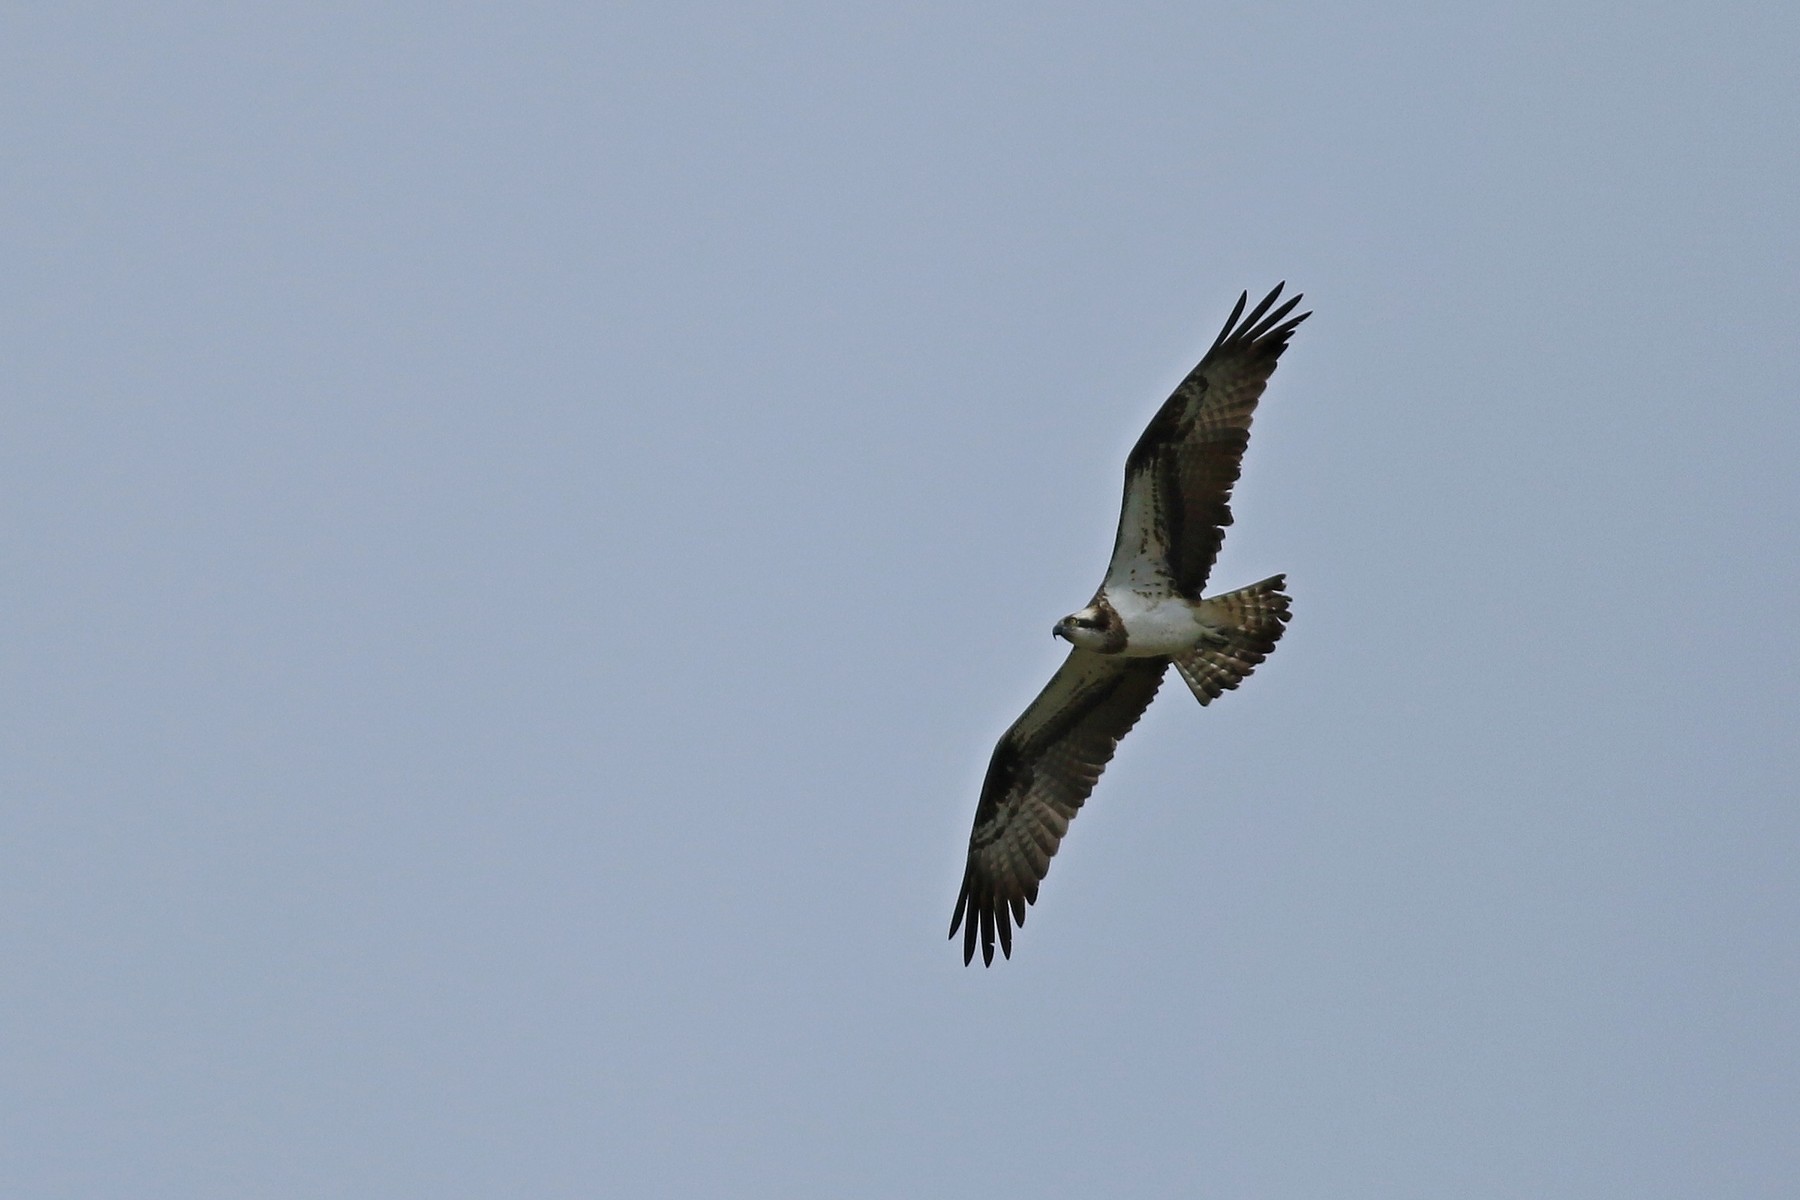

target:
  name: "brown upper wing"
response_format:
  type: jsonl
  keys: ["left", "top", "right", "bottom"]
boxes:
{"left": 950, "top": 650, "right": 1168, "bottom": 966}
{"left": 1103, "top": 285, "right": 1309, "bottom": 599}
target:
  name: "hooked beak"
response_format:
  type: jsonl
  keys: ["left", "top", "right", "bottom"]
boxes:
{"left": 1052, "top": 619, "right": 1071, "bottom": 642}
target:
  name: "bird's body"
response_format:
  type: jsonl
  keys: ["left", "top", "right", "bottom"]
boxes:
{"left": 1097, "top": 591, "right": 1212, "bottom": 656}
{"left": 951, "top": 284, "right": 1309, "bottom": 966}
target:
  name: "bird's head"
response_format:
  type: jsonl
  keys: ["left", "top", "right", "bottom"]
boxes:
{"left": 1053, "top": 601, "right": 1124, "bottom": 652}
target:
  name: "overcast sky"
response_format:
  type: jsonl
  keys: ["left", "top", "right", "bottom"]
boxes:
{"left": 5, "top": 4, "right": 1798, "bottom": 1198}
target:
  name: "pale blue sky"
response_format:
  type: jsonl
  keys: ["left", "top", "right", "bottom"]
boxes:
{"left": 5, "top": 4, "right": 1798, "bottom": 1197}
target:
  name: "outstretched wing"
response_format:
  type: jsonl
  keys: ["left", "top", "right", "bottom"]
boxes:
{"left": 950, "top": 650, "right": 1168, "bottom": 966}
{"left": 1102, "top": 284, "right": 1309, "bottom": 599}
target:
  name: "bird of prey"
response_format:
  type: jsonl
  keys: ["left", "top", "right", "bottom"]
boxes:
{"left": 950, "top": 284, "right": 1308, "bottom": 966}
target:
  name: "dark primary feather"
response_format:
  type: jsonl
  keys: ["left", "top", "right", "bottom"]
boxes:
{"left": 950, "top": 652, "right": 1167, "bottom": 966}
{"left": 1112, "top": 283, "right": 1309, "bottom": 597}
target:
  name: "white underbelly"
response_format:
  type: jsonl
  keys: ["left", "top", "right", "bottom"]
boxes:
{"left": 1109, "top": 592, "right": 1206, "bottom": 656}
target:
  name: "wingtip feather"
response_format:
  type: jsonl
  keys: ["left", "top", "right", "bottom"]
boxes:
{"left": 1206, "top": 283, "right": 1310, "bottom": 359}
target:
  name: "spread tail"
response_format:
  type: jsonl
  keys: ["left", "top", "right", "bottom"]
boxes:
{"left": 1172, "top": 574, "right": 1291, "bottom": 705}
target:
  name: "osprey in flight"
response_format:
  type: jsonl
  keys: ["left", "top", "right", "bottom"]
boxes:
{"left": 950, "top": 284, "right": 1309, "bottom": 966}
